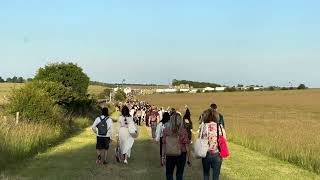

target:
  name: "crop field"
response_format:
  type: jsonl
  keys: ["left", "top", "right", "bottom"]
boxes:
{"left": 139, "top": 89, "right": 320, "bottom": 174}
{"left": 0, "top": 83, "right": 23, "bottom": 105}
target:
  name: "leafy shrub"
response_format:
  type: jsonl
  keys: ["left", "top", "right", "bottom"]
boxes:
{"left": 297, "top": 84, "right": 307, "bottom": 90}
{"left": 114, "top": 89, "right": 127, "bottom": 102}
{"left": 32, "top": 81, "right": 77, "bottom": 106}
{"left": 6, "top": 83, "right": 64, "bottom": 125}
{"left": 224, "top": 87, "right": 237, "bottom": 92}
{"left": 34, "top": 62, "right": 90, "bottom": 98}
{"left": 98, "top": 88, "right": 112, "bottom": 99}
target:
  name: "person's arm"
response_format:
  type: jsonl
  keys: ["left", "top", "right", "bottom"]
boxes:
{"left": 162, "top": 130, "right": 167, "bottom": 165}
{"left": 107, "top": 118, "right": 113, "bottom": 140}
{"left": 91, "top": 118, "right": 99, "bottom": 134}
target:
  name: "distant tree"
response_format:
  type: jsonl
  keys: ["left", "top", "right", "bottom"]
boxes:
{"left": 237, "top": 84, "right": 244, "bottom": 88}
{"left": 17, "top": 77, "right": 25, "bottom": 83}
{"left": 114, "top": 89, "right": 127, "bottom": 102}
{"left": 224, "top": 87, "right": 237, "bottom": 92}
{"left": 12, "top": 76, "right": 18, "bottom": 83}
{"left": 248, "top": 87, "right": 255, "bottom": 91}
{"left": 34, "top": 62, "right": 90, "bottom": 98}
{"left": 267, "top": 86, "right": 275, "bottom": 91}
{"left": 6, "top": 77, "right": 12, "bottom": 82}
{"left": 297, "top": 84, "right": 307, "bottom": 90}
{"left": 172, "top": 79, "right": 221, "bottom": 88}
{"left": 98, "top": 88, "right": 112, "bottom": 99}
{"left": 0, "top": 76, "right": 4, "bottom": 83}
{"left": 27, "top": 78, "right": 33, "bottom": 82}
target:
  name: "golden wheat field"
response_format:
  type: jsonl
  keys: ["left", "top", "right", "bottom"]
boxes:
{"left": 139, "top": 89, "right": 320, "bottom": 174}
{"left": 0, "top": 83, "right": 24, "bottom": 105}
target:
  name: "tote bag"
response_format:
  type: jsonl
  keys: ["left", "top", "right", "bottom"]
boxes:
{"left": 217, "top": 123, "right": 230, "bottom": 158}
{"left": 194, "top": 123, "right": 209, "bottom": 159}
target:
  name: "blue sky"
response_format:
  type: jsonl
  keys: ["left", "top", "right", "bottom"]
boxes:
{"left": 0, "top": 0, "right": 319, "bottom": 87}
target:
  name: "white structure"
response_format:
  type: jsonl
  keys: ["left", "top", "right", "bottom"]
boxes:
{"left": 189, "top": 89, "right": 198, "bottom": 93}
{"left": 215, "top": 87, "right": 227, "bottom": 91}
{"left": 179, "top": 89, "right": 190, "bottom": 93}
{"left": 124, "top": 87, "right": 132, "bottom": 94}
{"left": 156, "top": 89, "right": 177, "bottom": 93}
{"left": 203, "top": 87, "right": 215, "bottom": 92}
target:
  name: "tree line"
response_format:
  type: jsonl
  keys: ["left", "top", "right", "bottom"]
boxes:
{"left": 172, "top": 79, "right": 221, "bottom": 88}
{"left": 0, "top": 76, "right": 32, "bottom": 83}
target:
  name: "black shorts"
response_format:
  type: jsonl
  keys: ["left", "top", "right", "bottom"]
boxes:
{"left": 96, "top": 137, "right": 111, "bottom": 150}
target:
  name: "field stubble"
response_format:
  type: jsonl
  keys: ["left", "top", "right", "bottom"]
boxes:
{"left": 139, "top": 89, "right": 320, "bottom": 174}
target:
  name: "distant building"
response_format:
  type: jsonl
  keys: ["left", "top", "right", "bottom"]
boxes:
{"left": 179, "top": 88, "right": 190, "bottom": 93}
{"left": 156, "top": 88, "right": 177, "bottom": 93}
{"left": 174, "top": 84, "right": 190, "bottom": 89}
{"left": 215, "top": 87, "right": 227, "bottom": 91}
{"left": 203, "top": 87, "right": 215, "bottom": 92}
{"left": 124, "top": 87, "right": 132, "bottom": 94}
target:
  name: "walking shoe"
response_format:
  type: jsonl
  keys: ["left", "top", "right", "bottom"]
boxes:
{"left": 124, "top": 159, "right": 128, "bottom": 164}
{"left": 103, "top": 160, "right": 108, "bottom": 165}
{"left": 96, "top": 155, "right": 102, "bottom": 165}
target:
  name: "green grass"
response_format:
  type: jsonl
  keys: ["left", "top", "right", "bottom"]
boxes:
{"left": 2, "top": 125, "right": 319, "bottom": 180}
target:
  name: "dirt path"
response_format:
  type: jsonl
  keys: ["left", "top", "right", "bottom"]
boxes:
{"left": 2, "top": 125, "right": 319, "bottom": 180}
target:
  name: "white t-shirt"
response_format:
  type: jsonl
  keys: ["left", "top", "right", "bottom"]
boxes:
{"left": 91, "top": 115, "right": 113, "bottom": 137}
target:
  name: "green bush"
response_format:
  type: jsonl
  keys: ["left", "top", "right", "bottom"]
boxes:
{"left": 297, "top": 84, "right": 307, "bottom": 90}
{"left": 34, "top": 62, "right": 90, "bottom": 98}
{"left": 114, "top": 89, "right": 127, "bottom": 102}
{"left": 32, "top": 81, "right": 77, "bottom": 106}
{"left": 98, "top": 88, "right": 112, "bottom": 99}
{"left": 6, "top": 83, "right": 64, "bottom": 125}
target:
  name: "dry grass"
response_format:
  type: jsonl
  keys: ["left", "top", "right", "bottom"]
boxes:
{"left": 87, "top": 85, "right": 108, "bottom": 96}
{"left": 139, "top": 89, "right": 320, "bottom": 174}
{"left": 0, "top": 83, "right": 24, "bottom": 105}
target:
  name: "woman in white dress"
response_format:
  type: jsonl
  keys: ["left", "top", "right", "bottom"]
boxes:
{"left": 117, "top": 105, "right": 136, "bottom": 164}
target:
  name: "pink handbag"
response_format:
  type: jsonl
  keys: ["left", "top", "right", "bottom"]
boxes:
{"left": 217, "top": 124, "right": 230, "bottom": 158}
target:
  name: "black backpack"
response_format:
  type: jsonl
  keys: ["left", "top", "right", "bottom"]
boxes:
{"left": 96, "top": 116, "right": 109, "bottom": 136}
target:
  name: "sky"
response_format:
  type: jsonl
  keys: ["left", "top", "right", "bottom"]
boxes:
{"left": 0, "top": 0, "right": 319, "bottom": 87}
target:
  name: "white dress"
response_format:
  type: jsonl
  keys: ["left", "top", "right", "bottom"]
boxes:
{"left": 118, "top": 116, "right": 135, "bottom": 158}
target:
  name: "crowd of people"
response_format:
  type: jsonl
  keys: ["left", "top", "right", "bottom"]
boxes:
{"left": 91, "top": 99, "right": 228, "bottom": 180}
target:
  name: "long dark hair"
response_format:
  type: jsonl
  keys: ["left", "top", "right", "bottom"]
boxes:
{"left": 161, "top": 112, "right": 170, "bottom": 124}
{"left": 121, "top": 105, "right": 130, "bottom": 117}
{"left": 183, "top": 108, "right": 191, "bottom": 121}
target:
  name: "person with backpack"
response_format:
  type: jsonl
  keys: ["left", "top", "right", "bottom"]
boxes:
{"left": 91, "top": 107, "right": 113, "bottom": 165}
{"left": 162, "top": 112, "right": 191, "bottom": 180}
{"left": 199, "top": 109, "right": 227, "bottom": 180}
{"left": 117, "top": 105, "right": 137, "bottom": 164}
{"left": 149, "top": 106, "right": 160, "bottom": 139}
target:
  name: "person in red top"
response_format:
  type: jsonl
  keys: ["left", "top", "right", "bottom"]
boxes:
{"left": 162, "top": 112, "right": 191, "bottom": 180}
{"left": 149, "top": 106, "right": 160, "bottom": 139}
{"left": 199, "top": 109, "right": 227, "bottom": 180}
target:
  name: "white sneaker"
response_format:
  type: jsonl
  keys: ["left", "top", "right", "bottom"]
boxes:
{"left": 124, "top": 159, "right": 128, "bottom": 164}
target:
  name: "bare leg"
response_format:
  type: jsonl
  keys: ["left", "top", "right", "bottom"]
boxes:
{"left": 104, "top": 150, "right": 108, "bottom": 162}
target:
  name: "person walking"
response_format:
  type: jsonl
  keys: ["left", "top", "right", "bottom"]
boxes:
{"left": 183, "top": 108, "right": 193, "bottom": 142}
{"left": 199, "top": 109, "right": 227, "bottom": 180}
{"left": 210, "top": 104, "right": 225, "bottom": 128}
{"left": 155, "top": 112, "right": 171, "bottom": 166}
{"left": 117, "top": 105, "right": 136, "bottom": 164}
{"left": 91, "top": 107, "right": 113, "bottom": 165}
{"left": 162, "top": 112, "right": 191, "bottom": 180}
{"left": 149, "top": 106, "right": 160, "bottom": 139}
